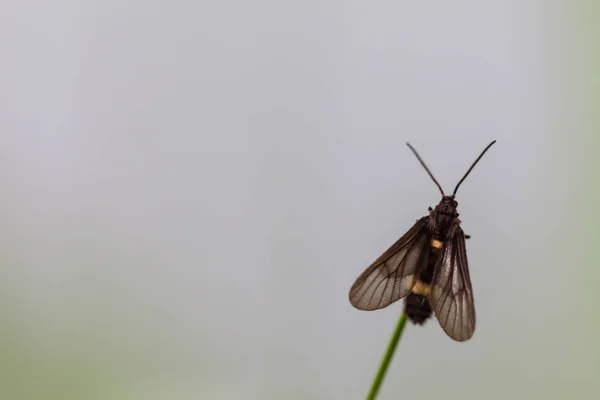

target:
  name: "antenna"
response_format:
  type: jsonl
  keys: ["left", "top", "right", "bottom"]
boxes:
{"left": 452, "top": 140, "right": 496, "bottom": 196}
{"left": 406, "top": 143, "right": 445, "bottom": 196}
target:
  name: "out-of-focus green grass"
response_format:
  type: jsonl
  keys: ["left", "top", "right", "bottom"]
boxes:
{"left": 583, "top": 1, "right": 600, "bottom": 391}
{"left": 0, "top": 309, "right": 112, "bottom": 399}
{"left": 576, "top": 1, "right": 600, "bottom": 396}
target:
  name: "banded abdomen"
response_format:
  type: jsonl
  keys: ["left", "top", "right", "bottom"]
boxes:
{"left": 404, "top": 239, "right": 443, "bottom": 324}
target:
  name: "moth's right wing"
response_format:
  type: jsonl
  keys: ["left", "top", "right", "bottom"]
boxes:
{"left": 428, "top": 227, "right": 476, "bottom": 341}
{"left": 349, "top": 217, "right": 431, "bottom": 310}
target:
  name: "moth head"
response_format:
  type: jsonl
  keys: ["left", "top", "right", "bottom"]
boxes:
{"left": 441, "top": 195, "right": 458, "bottom": 207}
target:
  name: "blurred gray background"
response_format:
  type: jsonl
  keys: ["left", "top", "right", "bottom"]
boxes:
{"left": 1, "top": 1, "right": 598, "bottom": 399}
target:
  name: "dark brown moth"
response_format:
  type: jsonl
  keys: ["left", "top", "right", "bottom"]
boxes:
{"left": 348, "top": 141, "right": 496, "bottom": 341}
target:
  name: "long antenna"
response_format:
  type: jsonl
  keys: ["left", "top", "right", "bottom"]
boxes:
{"left": 452, "top": 140, "right": 496, "bottom": 195}
{"left": 406, "top": 143, "right": 445, "bottom": 196}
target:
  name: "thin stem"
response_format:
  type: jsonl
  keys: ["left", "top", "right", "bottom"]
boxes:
{"left": 365, "top": 312, "right": 408, "bottom": 400}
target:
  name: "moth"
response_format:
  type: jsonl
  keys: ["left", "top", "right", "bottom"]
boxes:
{"left": 348, "top": 141, "right": 496, "bottom": 341}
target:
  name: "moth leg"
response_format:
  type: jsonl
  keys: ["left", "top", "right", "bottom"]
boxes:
{"left": 465, "top": 234, "right": 471, "bottom": 240}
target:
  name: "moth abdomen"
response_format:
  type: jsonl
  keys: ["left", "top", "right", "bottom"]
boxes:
{"left": 404, "top": 240, "right": 441, "bottom": 324}
{"left": 404, "top": 294, "right": 432, "bottom": 325}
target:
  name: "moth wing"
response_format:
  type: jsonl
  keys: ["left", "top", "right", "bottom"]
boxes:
{"left": 349, "top": 217, "right": 431, "bottom": 310}
{"left": 429, "top": 227, "right": 476, "bottom": 341}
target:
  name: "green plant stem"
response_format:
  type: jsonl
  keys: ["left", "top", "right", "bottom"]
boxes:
{"left": 365, "top": 312, "right": 408, "bottom": 400}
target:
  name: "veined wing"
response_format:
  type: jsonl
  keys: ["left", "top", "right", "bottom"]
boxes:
{"left": 349, "top": 217, "right": 431, "bottom": 310}
{"left": 429, "top": 227, "right": 476, "bottom": 341}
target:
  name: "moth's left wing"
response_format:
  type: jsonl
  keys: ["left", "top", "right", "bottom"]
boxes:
{"left": 349, "top": 217, "right": 431, "bottom": 310}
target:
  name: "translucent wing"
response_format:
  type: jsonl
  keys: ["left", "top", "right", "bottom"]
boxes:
{"left": 349, "top": 217, "right": 431, "bottom": 310}
{"left": 429, "top": 227, "right": 476, "bottom": 341}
